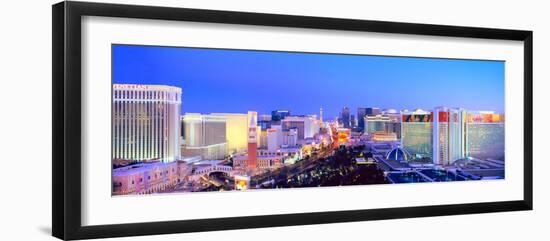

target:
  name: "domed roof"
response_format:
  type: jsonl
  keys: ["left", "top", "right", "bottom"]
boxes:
{"left": 384, "top": 108, "right": 398, "bottom": 114}
{"left": 386, "top": 147, "right": 409, "bottom": 162}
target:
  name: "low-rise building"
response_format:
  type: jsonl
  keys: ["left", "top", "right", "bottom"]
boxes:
{"left": 112, "top": 160, "right": 192, "bottom": 195}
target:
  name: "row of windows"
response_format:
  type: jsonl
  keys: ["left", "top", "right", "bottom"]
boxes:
{"left": 126, "top": 168, "right": 178, "bottom": 185}
{"left": 112, "top": 100, "right": 175, "bottom": 161}
{"left": 113, "top": 89, "right": 180, "bottom": 102}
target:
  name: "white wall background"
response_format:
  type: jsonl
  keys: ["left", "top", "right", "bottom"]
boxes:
{"left": 0, "top": 0, "right": 547, "bottom": 240}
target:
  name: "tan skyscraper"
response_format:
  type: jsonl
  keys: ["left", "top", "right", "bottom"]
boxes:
{"left": 211, "top": 113, "right": 248, "bottom": 155}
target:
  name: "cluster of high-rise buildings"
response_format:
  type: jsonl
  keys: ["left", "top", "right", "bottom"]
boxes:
{"left": 341, "top": 106, "right": 505, "bottom": 165}
{"left": 401, "top": 107, "right": 505, "bottom": 165}
{"left": 112, "top": 84, "right": 505, "bottom": 193}
{"left": 181, "top": 111, "right": 319, "bottom": 162}
{"left": 112, "top": 84, "right": 323, "bottom": 172}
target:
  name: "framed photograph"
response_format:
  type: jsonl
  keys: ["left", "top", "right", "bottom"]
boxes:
{"left": 52, "top": 1, "right": 533, "bottom": 240}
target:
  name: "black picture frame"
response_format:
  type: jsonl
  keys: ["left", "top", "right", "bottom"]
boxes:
{"left": 52, "top": 1, "right": 533, "bottom": 240}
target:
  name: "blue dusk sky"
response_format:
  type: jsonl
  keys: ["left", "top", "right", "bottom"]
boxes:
{"left": 112, "top": 45, "right": 505, "bottom": 118}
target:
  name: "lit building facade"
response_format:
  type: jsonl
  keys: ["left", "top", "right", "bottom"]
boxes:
{"left": 283, "top": 128, "right": 298, "bottom": 147}
{"left": 181, "top": 113, "right": 227, "bottom": 160}
{"left": 259, "top": 129, "right": 268, "bottom": 149}
{"left": 401, "top": 108, "right": 505, "bottom": 165}
{"left": 372, "top": 131, "right": 398, "bottom": 142}
{"left": 364, "top": 115, "right": 391, "bottom": 134}
{"left": 234, "top": 175, "right": 250, "bottom": 190}
{"left": 233, "top": 155, "right": 283, "bottom": 170}
{"left": 267, "top": 125, "right": 284, "bottom": 151}
{"left": 400, "top": 109, "right": 433, "bottom": 160}
{"left": 112, "top": 160, "right": 192, "bottom": 195}
{"left": 234, "top": 147, "right": 301, "bottom": 169}
{"left": 211, "top": 113, "right": 248, "bottom": 155}
{"left": 432, "top": 107, "right": 468, "bottom": 165}
{"left": 433, "top": 108, "right": 504, "bottom": 165}
{"left": 466, "top": 112, "right": 505, "bottom": 161}
{"left": 282, "top": 116, "right": 319, "bottom": 140}
{"left": 257, "top": 147, "right": 302, "bottom": 159}
{"left": 112, "top": 84, "right": 181, "bottom": 163}
{"left": 267, "top": 127, "right": 280, "bottom": 151}
{"left": 337, "top": 128, "right": 351, "bottom": 145}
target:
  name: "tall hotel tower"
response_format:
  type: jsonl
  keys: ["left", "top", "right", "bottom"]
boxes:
{"left": 401, "top": 108, "right": 467, "bottom": 165}
{"left": 112, "top": 84, "right": 182, "bottom": 163}
{"left": 401, "top": 107, "right": 504, "bottom": 165}
{"left": 432, "top": 107, "right": 467, "bottom": 166}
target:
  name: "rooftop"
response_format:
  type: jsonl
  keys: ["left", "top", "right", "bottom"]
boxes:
{"left": 113, "top": 84, "right": 181, "bottom": 93}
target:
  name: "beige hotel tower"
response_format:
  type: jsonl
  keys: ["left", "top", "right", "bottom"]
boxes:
{"left": 112, "top": 84, "right": 181, "bottom": 163}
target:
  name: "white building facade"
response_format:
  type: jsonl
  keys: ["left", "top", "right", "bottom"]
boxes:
{"left": 112, "top": 84, "right": 181, "bottom": 163}
{"left": 282, "top": 116, "right": 319, "bottom": 140}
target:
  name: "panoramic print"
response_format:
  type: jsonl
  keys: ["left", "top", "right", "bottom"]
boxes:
{"left": 111, "top": 45, "right": 505, "bottom": 195}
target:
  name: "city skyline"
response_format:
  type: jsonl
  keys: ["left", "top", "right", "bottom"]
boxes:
{"left": 111, "top": 45, "right": 505, "bottom": 196}
{"left": 112, "top": 45, "right": 505, "bottom": 118}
